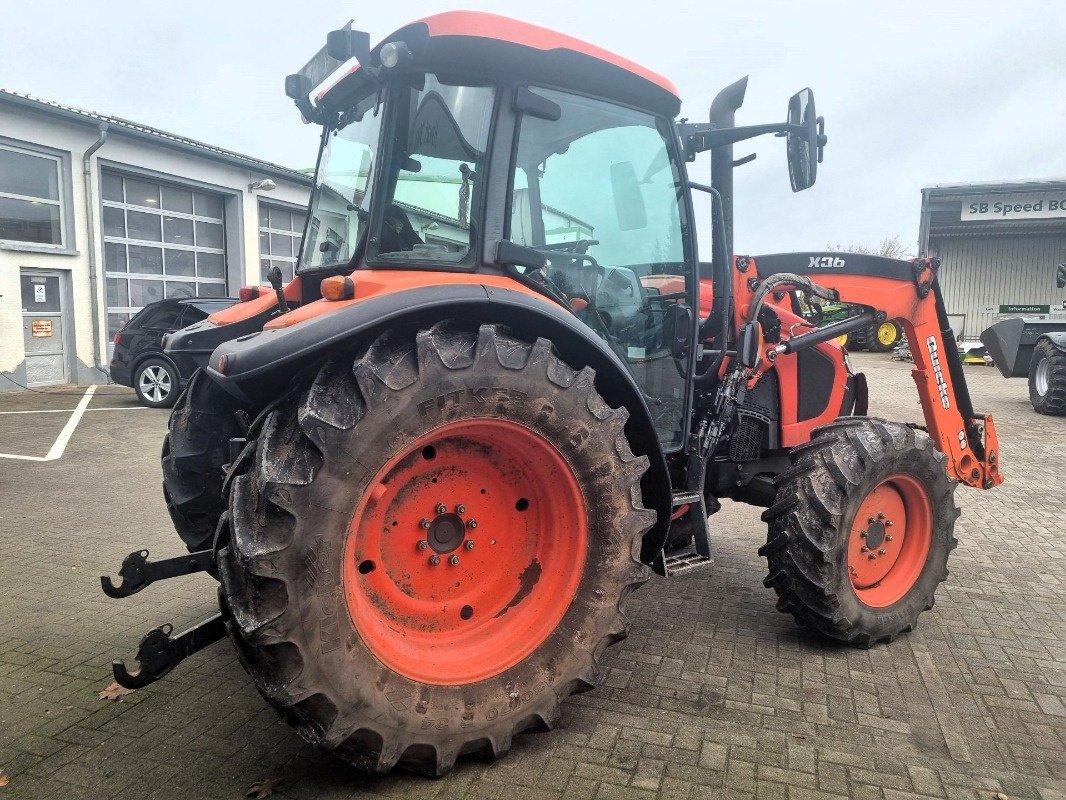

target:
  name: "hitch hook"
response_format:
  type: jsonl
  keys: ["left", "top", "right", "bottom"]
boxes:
{"left": 101, "top": 548, "right": 213, "bottom": 598}
{"left": 112, "top": 613, "right": 226, "bottom": 689}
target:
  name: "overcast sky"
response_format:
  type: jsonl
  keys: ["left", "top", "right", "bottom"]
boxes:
{"left": 3, "top": 0, "right": 1064, "bottom": 254}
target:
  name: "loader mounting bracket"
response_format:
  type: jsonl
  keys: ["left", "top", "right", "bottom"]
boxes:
{"left": 112, "top": 614, "right": 226, "bottom": 689}
{"left": 100, "top": 549, "right": 213, "bottom": 598}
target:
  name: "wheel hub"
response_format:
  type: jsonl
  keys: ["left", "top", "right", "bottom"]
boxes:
{"left": 427, "top": 512, "right": 466, "bottom": 554}
{"left": 864, "top": 520, "right": 887, "bottom": 550}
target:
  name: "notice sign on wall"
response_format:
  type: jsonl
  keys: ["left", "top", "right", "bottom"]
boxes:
{"left": 962, "top": 192, "right": 1066, "bottom": 222}
{"left": 999, "top": 304, "right": 1051, "bottom": 315}
{"left": 31, "top": 320, "right": 53, "bottom": 337}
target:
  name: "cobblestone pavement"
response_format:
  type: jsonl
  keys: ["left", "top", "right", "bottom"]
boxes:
{"left": 0, "top": 354, "right": 1063, "bottom": 800}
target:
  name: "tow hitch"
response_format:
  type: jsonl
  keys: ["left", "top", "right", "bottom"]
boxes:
{"left": 100, "top": 548, "right": 213, "bottom": 597}
{"left": 101, "top": 548, "right": 226, "bottom": 688}
{"left": 111, "top": 615, "right": 226, "bottom": 689}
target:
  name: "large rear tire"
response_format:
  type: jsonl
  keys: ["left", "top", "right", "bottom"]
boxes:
{"left": 162, "top": 369, "right": 241, "bottom": 551}
{"left": 760, "top": 418, "right": 958, "bottom": 647}
{"left": 217, "top": 322, "right": 654, "bottom": 775}
{"left": 1028, "top": 339, "right": 1066, "bottom": 416}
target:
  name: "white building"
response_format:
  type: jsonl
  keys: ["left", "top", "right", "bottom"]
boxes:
{"left": 0, "top": 90, "right": 311, "bottom": 390}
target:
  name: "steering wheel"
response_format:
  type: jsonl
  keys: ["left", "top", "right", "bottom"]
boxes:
{"left": 535, "top": 239, "right": 600, "bottom": 254}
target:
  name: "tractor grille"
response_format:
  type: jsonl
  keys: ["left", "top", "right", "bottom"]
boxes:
{"left": 729, "top": 411, "right": 768, "bottom": 462}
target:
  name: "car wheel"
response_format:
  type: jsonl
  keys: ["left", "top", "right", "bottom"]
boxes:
{"left": 135, "top": 358, "right": 179, "bottom": 408}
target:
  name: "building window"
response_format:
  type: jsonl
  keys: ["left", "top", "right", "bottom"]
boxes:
{"left": 0, "top": 144, "right": 65, "bottom": 246}
{"left": 259, "top": 202, "right": 305, "bottom": 284}
{"left": 102, "top": 171, "right": 227, "bottom": 338}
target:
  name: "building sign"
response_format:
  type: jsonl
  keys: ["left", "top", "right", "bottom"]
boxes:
{"left": 999, "top": 304, "right": 1050, "bottom": 315}
{"left": 30, "top": 319, "right": 53, "bottom": 337}
{"left": 961, "top": 192, "right": 1066, "bottom": 222}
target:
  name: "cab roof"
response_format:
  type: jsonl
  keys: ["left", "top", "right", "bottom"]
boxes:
{"left": 326, "top": 11, "right": 682, "bottom": 118}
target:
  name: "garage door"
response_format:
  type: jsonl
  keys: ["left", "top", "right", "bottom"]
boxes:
{"left": 101, "top": 172, "right": 227, "bottom": 340}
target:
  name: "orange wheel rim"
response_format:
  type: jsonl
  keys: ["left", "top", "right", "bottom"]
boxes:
{"left": 847, "top": 474, "right": 932, "bottom": 608}
{"left": 342, "top": 418, "right": 587, "bottom": 685}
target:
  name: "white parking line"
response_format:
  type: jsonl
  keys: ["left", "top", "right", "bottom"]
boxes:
{"left": 0, "top": 385, "right": 97, "bottom": 462}
{"left": 0, "top": 406, "right": 151, "bottom": 415}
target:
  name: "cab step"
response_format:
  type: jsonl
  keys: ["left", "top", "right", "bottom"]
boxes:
{"left": 664, "top": 550, "right": 715, "bottom": 576}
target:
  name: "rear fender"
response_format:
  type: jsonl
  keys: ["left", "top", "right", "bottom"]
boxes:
{"left": 204, "top": 283, "right": 672, "bottom": 563}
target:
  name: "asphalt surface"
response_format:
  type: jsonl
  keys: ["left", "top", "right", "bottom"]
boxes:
{"left": 0, "top": 354, "right": 1063, "bottom": 800}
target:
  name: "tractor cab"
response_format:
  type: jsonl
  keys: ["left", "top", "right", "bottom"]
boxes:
{"left": 285, "top": 12, "right": 697, "bottom": 447}
{"left": 282, "top": 12, "right": 820, "bottom": 452}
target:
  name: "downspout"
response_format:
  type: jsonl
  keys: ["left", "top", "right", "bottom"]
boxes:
{"left": 83, "top": 122, "right": 109, "bottom": 376}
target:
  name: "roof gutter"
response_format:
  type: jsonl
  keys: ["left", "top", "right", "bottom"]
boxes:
{"left": 83, "top": 122, "right": 108, "bottom": 376}
{"left": 0, "top": 92, "right": 312, "bottom": 186}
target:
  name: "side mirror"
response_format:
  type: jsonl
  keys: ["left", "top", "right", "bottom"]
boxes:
{"left": 786, "top": 88, "right": 826, "bottom": 192}
{"left": 738, "top": 321, "right": 762, "bottom": 368}
{"left": 610, "top": 161, "right": 648, "bottom": 231}
{"left": 665, "top": 304, "right": 693, "bottom": 360}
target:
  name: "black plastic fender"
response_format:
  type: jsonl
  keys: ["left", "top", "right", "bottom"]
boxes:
{"left": 204, "top": 283, "right": 672, "bottom": 563}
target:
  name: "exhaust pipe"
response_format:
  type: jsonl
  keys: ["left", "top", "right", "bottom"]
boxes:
{"left": 709, "top": 76, "right": 748, "bottom": 260}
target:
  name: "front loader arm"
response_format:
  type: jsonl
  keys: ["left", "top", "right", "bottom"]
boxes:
{"left": 739, "top": 254, "right": 1003, "bottom": 489}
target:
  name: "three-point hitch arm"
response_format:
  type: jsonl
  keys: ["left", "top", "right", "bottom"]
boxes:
{"left": 735, "top": 254, "right": 1004, "bottom": 490}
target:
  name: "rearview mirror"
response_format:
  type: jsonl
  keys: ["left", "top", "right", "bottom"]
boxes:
{"left": 610, "top": 161, "right": 647, "bottom": 231}
{"left": 786, "top": 88, "right": 826, "bottom": 192}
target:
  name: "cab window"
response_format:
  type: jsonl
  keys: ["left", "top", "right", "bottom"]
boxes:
{"left": 507, "top": 87, "right": 692, "bottom": 447}
{"left": 370, "top": 75, "right": 496, "bottom": 264}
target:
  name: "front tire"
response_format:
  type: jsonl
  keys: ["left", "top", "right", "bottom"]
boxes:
{"left": 760, "top": 418, "right": 958, "bottom": 647}
{"left": 218, "top": 322, "right": 654, "bottom": 775}
{"left": 134, "top": 357, "right": 179, "bottom": 408}
{"left": 1028, "top": 339, "right": 1066, "bottom": 416}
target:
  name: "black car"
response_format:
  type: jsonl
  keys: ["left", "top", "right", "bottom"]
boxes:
{"left": 110, "top": 297, "right": 238, "bottom": 407}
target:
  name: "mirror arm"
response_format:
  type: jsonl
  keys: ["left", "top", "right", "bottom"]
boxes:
{"left": 681, "top": 122, "right": 805, "bottom": 157}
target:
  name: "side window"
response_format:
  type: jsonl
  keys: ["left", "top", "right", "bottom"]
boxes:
{"left": 371, "top": 76, "right": 495, "bottom": 263}
{"left": 181, "top": 305, "right": 210, "bottom": 326}
{"left": 507, "top": 88, "right": 692, "bottom": 448}
{"left": 138, "top": 305, "right": 184, "bottom": 330}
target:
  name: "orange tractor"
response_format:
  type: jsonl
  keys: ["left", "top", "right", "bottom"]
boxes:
{"left": 102, "top": 12, "right": 1004, "bottom": 776}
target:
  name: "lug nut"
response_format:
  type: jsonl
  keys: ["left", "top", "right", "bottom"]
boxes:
{"left": 420, "top": 518, "right": 431, "bottom": 529}
{"left": 449, "top": 555, "right": 460, "bottom": 566}
{"left": 436, "top": 503, "right": 447, "bottom": 515}
{"left": 428, "top": 555, "right": 440, "bottom": 566}
{"left": 464, "top": 540, "right": 475, "bottom": 550}
{"left": 867, "top": 517, "right": 876, "bottom": 524}
{"left": 885, "top": 535, "right": 894, "bottom": 542}
{"left": 860, "top": 545, "right": 869, "bottom": 553}
{"left": 417, "top": 540, "right": 429, "bottom": 551}
{"left": 868, "top": 554, "right": 877, "bottom": 560}
{"left": 467, "top": 519, "right": 478, "bottom": 529}
{"left": 878, "top": 548, "right": 887, "bottom": 555}
{"left": 885, "top": 520, "right": 893, "bottom": 527}
{"left": 860, "top": 531, "right": 868, "bottom": 539}
{"left": 456, "top": 504, "right": 466, "bottom": 514}
{"left": 877, "top": 512, "right": 886, "bottom": 520}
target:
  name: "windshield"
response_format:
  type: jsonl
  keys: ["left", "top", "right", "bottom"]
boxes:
{"left": 507, "top": 87, "right": 692, "bottom": 447}
{"left": 301, "top": 92, "right": 384, "bottom": 270}
{"left": 370, "top": 75, "right": 495, "bottom": 263}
